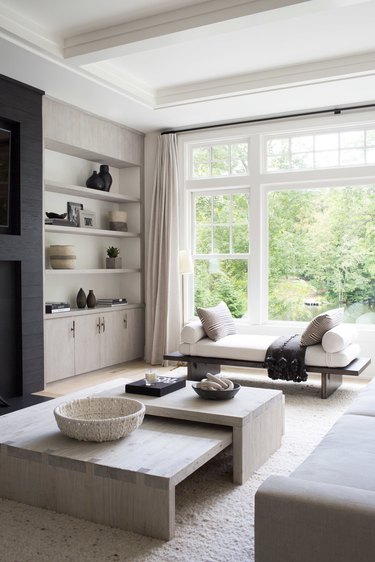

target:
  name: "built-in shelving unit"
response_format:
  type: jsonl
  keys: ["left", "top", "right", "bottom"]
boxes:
{"left": 43, "top": 97, "right": 145, "bottom": 383}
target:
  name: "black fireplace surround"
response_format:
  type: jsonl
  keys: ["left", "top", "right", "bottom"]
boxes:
{"left": 0, "top": 74, "right": 45, "bottom": 411}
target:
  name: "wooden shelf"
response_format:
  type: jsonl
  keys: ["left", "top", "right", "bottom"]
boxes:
{"left": 45, "top": 224, "right": 140, "bottom": 238}
{"left": 45, "top": 268, "right": 141, "bottom": 275}
{"left": 45, "top": 180, "right": 140, "bottom": 204}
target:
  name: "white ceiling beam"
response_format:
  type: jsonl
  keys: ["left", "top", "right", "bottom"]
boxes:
{"left": 154, "top": 51, "right": 375, "bottom": 107}
{"left": 64, "top": 0, "right": 311, "bottom": 64}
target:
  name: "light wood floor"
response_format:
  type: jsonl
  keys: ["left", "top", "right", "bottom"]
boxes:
{"left": 38, "top": 360, "right": 176, "bottom": 398}
{"left": 37, "top": 361, "right": 368, "bottom": 399}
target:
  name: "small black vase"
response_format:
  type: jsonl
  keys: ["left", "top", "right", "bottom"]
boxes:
{"left": 99, "top": 165, "right": 112, "bottom": 192}
{"left": 76, "top": 288, "right": 87, "bottom": 308}
{"left": 86, "top": 170, "right": 105, "bottom": 190}
{"left": 86, "top": 289, "right": 97, "bottom": 309}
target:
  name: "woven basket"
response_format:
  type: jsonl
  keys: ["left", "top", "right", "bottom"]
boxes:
{"left": 54, "top": 396, "right": 145, "bottom": 442}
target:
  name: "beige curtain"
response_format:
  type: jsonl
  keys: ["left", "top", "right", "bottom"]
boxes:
{"left": 145, "top": 134, "right": 181, "bottom": 364}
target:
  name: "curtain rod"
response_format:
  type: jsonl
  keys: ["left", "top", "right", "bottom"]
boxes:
{"left": 160, "top": 102, "right": 375, "bottom": 135}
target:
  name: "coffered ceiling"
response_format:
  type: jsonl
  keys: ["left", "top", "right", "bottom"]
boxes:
{"left": 1, "top": 0, "right": 375, "bottom": 132}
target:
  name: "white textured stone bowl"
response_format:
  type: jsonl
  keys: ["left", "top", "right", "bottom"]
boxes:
{"left": 54, "top": 396, "right": 145, "bottom": 442}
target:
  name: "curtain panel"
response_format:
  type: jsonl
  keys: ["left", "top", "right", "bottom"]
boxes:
{"left": 145, "top": 134, "right": 181, "bottom": 364}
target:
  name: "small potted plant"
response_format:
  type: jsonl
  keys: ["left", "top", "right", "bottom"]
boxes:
{"left": 106, "top": 246, "right": 122, "bottom": 269}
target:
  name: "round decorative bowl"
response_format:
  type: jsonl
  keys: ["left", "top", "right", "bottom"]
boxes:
{"left": 54, "top": 396, "right": 145, "bottom": 442}
{"left": 192, "top": 382, "right": 241, "bottom": 400}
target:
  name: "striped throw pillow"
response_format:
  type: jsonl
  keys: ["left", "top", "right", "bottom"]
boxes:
{"left": 197, "top": 301, "right": 236, "bottom": 341}
{"left": 300, "top": 308, "right": 344, "bottom": 347}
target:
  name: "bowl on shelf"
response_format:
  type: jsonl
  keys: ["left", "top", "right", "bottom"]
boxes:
{"left": 54, "top": 396, "right": 145, "bottom": 442}
{"left": 46, "top": 212, "right": 67, "bottom": 219}
{"left": 192, "top": 382, "right": 241, "bottom": 400}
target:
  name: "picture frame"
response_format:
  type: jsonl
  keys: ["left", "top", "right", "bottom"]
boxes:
{"left": 79, "top": 209, "right": 96, "bottom": 229}
{"left": 67, "top": 201, "right": 83, "bottom": 227}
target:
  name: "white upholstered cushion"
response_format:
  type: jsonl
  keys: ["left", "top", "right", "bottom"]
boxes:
{"left": 181, "top": 321, "right": 206, "bottom": 344}
{"left": 179, "top": 334, "right": 360, "bottom": 368}
{"left": 321, "top": 324, "right": 357, "bottom": 353}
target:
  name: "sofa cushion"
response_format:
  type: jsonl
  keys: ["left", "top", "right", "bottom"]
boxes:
{"left": 322, "top": 324, "right": 357, "bottom": 353}
{"left": 291, "top": 414, "right": 375, "bottom": 492}
{"left": 301, "top": 308, "right": 344, "bottom": 346}
{"left": 344, "top": 377, "right": 375, "bottom": 417}
{"left": 197, "top": 301, "right": 236, "bottom": 341}
{"left": 179, "top": 335, "right": 360, "bottom": 368}
{"left": 181, "top": 320, "right": 206, "bottom": 344}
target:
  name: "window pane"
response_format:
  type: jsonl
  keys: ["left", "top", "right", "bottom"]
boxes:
{"left": 232, "top": 224, "right": 249, "bottom": 253}
{"left": 231, "top": 143, "right": 248, "bottom": 174}
{"left": 211, "top": 161, "right": 229, "bottom": 176}
{"left": 315, "top": 133, "right": 338, "bottom": 150}
{"left": 340, "top": 148, "right": 365, "bottom": 166}
{"left": 267, "top": 155, "right": 290, "bottom": 171}
{"left": 194, "top": 259, "right": 248, "bottom": 318}
{"left": 213, "top": 225, "right": 230, "bottom": 253}
{"left": 267, "top": 138, "right": 289, "bottom": 156}
{"left": 366, "top": 130, "right": 375, "bottom": 146}
{"left": 366, "top": 147, "right": 375, "bottom": 163}
{"left": 212, "top": 145, "right": 229, "bottom": 160}
{"left": 340, "top": 131, "right": 364, "bottom": 148}
{"left": 315, "top": 151, "right": 339, "bottom": 167}
{"left": 268, "top": 186, "right": 375, "bottom": 323}
{"left": 291, "top": 153, "right": 313, "bottom": 170}
{"left": 231, "top": 159, "right": 247, "bottom": 175}
{"left": 213, "top": 195, "right": 230, "bottom": 223}
{"left": 232, "top": 193, "right": 249, "bottom": 223}
{"left": 195, "top": 225, "right": 212, "bottom": 254}
{"left": 195, "top": 196, "right": 212, "bottom": 223}
{"left": 192, "top": 147, "right": 209, "bottom": 177}
{"left": 291, "top": 136, "right": 313, "bottom": 152}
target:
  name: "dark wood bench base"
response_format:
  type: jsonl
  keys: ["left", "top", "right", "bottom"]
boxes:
{"left": 164, "top": 352, "right": 371, "bottom": 399}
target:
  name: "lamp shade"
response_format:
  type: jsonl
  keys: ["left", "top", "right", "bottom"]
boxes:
{"left": 179, "top": 250, "right": 194, "bottom": 275}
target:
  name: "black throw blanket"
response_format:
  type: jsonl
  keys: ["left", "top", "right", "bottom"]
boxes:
{"left": 264, "top": 335, "right": 307, "bottom": 383}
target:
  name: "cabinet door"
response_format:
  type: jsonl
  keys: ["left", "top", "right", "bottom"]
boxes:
{"left": 126, "top": 308, "right": 145, "bottom": 361}
{"left": 44, "top": 317, "right": 75, "bottom": 383}
{"left": 74, "top": 314, "right": 101, "bottom": 375}
{"left": 100, "top": 310, "right": 129, "bottom": 368}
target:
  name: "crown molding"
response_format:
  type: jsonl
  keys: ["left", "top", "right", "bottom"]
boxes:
{"left": 63, "top": 0, "right": 309, "bottom": 64}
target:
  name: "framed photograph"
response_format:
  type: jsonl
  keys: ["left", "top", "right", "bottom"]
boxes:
{"left": 79, "top": 209, "right": 96, "bottom": 229}
{"left": 67, "top": 201, "right": 83, "bottom": 226}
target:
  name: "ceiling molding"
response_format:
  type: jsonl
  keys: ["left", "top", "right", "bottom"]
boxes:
{"left": 63, "top": 0, "right": 309, "bottom": 64}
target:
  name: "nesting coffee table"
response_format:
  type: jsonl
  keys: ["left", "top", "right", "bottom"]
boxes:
{"left": 0, "top": 378, "right": 283, "bottom": 539}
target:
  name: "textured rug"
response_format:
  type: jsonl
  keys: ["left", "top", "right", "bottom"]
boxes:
{"left": 0, "top": 374, "right": 363, "bottom": 562}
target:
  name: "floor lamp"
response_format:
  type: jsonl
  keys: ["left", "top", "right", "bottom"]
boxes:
{"left": 179, "top": 250, "right": 193, "bottom": 326}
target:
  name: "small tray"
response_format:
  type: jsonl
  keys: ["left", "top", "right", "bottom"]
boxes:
{"left": 125, "top": 376, "right": 186, "bottom": 397}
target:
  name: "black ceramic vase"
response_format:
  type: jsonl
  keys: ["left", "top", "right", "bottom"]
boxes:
{"left": 86, "top": 170, "right": 105, "bottom": 190}
{"left": 99, "top": 165, "right": 112, "bottom": 192}
{"left": 86, "top": 289, "right": 97, "bottom": 309}
{"left": 76, "top": 288, "right": 87, "bottom": 308}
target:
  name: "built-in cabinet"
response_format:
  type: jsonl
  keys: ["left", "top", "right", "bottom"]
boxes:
{"left": 45, "top": 306, "right": 144, "bottom": 383}
{"left": 43, "top": 98, "right": 145, "bottom": 383}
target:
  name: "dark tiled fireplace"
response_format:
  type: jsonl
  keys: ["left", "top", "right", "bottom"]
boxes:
{"left": 0, "top": 74, "right": 45, "bottom": 413}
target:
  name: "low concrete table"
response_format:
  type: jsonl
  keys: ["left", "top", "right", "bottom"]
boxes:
{"left": 0, "top": 388, "right": 231, "bottom": 540}
{"left": 105, "top": 380, "right": 284, "bottom": 485}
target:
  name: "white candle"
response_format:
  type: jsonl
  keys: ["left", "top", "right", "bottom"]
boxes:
{"left": 145, "top": 370, "right": 157, "bottom": 385}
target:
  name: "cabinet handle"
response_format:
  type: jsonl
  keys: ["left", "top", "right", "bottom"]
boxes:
{"left": 71, "top": 320, "right": 75, "bottom": 338}
{"left": 97, "top": 318, "right": 101, "bottom": 334}
{"left": 101, "top": 316, "right": 106, "bottom": 332}
{"left": 124, "top": 313, "right": 127, "bottom": 329}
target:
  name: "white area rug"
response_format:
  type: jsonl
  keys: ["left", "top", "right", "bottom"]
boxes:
{"left": 0, "top": 375, "right": 363, "bottom": 562}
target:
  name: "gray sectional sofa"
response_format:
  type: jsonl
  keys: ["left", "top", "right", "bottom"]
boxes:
{"left": 255, "top": 377, "right": 375, "bottom": 562}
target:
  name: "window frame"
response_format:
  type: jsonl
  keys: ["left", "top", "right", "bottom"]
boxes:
{"left": 179, "top": 114, "right": 375, "bottom": 329}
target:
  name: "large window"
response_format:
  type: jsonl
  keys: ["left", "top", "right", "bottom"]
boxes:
{"left": 184, "top": 120, "right": 375, "bottom": 325}
{"left": 193, "top": 192, "right": 249, "bottom": 318}
{"left": 268, "top": 185, "right": 375, "bottom": 323}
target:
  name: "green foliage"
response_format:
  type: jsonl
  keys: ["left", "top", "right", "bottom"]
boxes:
{"left": 107, "top": 246, "right": 120, "bottom": 258}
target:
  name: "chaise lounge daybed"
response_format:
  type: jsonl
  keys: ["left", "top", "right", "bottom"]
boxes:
{"left": 164, "top": 304, "right": 370, "bottom": 398}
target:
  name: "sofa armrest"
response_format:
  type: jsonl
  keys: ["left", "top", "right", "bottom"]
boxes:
{"left": 255, "top": 475, "right": 375, "bottom": 562}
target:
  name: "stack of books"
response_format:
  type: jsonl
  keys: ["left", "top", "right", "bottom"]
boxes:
{"left": 45, "top": 302, "right": 70, "bottom": 313}
{"left": 96, "top": 298, "right": 128, "bottom": 307}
